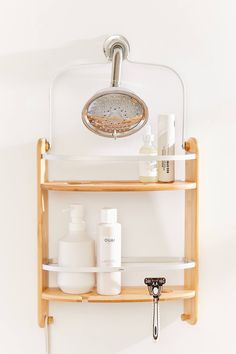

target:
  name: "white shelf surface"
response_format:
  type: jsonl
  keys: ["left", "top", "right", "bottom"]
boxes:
{"left": 43, "top": 257, "right": 195, "bottom": 273}
{"left": 42, "top": 153, "right": 196, "bottom": 162}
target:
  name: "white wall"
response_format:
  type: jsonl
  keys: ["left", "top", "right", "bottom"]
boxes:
{"left": 0, "top": 1, "right": 235, "bottom": 353}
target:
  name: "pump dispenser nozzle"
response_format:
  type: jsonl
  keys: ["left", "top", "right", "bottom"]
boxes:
{"left": 70, "top": 204, "right": 83, "bottom": 221}
{"left": 69, "top": 204, "right": 85, "bottom": 233}
{"left": 142, "top": 124, "right": 154, "bottom": 144}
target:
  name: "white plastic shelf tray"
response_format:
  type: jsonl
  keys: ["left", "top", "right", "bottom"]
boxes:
{"left": 43, "top": 257, "right": 195, "bottom": 273}
{"left": 42, "top": 153, "right": 196, "bottom": 162}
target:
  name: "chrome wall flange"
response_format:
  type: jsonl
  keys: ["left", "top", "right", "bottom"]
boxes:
{"left": 103, "top": 34, "right": 130, "bottom": 61}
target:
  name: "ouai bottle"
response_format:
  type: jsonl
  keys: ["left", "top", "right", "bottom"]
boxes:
{"left": 96, "top": 208, "right": 121, "bottom": 295}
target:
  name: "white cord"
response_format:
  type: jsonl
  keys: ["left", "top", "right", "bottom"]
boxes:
{"left": 44, "top": 316, "right": 50, "bottom": 354}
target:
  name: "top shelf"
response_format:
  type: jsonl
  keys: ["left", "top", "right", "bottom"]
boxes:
{"left": 42, "top": 153, "right": 196, "bottom": 162}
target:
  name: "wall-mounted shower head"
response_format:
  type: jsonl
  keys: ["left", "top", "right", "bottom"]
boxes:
{"left": 81, "top": 35, "right": 148, "bottom": 139}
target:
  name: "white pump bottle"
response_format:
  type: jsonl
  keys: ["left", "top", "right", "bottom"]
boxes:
{"left": 57, "top": 204, "right": 95, "bottom": 294}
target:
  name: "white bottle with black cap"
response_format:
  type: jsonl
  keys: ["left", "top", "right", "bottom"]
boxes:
{"left": 58, "top": 204, "right": 95, "bottom": 294}
{"left": 96, "top": 208, "right": 121, "bottom": 295}
{"left": 157, "top": 114, "right": 175, "bottom": 182}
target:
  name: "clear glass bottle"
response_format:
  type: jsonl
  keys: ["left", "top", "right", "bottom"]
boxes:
{"left": 139, "top": 125, "right": 158, "bottom": 183}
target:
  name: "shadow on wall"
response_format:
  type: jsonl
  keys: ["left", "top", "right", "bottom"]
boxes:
{"left": 0, "top": 35, "right": 108, "bottom": 82}
{"left": 0, "top": 142, "right": 184, "bottom": 354}
{"left": 0, "top": 35, "right": 108, "bottom": 150}
{"left": 0, "top": 37, "right": 186, "bottom": 354}
{"left": 0, "top": 142, "right": 39, "bottom": 324}
{"left": 50, "top": 301, "right": 182, "bottom": 354}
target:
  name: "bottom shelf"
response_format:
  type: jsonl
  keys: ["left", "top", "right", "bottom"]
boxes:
{"left": 42, "top": 286, "right": 195, "bottom": 303}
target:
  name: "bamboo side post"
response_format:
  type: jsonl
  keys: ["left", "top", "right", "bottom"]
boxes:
{"left": 181, "top": 137, "right": 199, "bottom": 324}
{"left": 37, "top": 138, "right": 52, "bottom": 327}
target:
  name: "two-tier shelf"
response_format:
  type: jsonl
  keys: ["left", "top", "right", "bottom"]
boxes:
{"left": 37, "top": 137, "right": 198, "bottom": 328}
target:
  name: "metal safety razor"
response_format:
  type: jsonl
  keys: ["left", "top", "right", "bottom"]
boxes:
{"left": 144, "top": 277, "right": 166, "bottom": 341}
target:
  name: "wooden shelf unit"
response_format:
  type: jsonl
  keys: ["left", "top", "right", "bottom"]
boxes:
{"left": 37, "top": 137, "right": 199, "bottom": 327}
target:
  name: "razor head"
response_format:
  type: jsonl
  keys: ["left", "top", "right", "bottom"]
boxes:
{"left": 144, "top": 277, "right": 166, "bottom": 298}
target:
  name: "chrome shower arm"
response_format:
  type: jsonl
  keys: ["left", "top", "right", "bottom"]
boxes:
{"left": 111, "top": 46, "right": 123, "bottom": 87}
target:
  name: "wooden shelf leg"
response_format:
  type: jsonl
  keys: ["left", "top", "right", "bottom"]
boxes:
{"left": 37, "top": 139, "right": 52, "bottom": 328}
{"left": 182, "top": 138, "right": 199, "bottom": 324}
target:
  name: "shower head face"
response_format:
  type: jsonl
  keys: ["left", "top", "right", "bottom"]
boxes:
{"left": 82, "top": 88, "right": 148, "bottom": 138}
